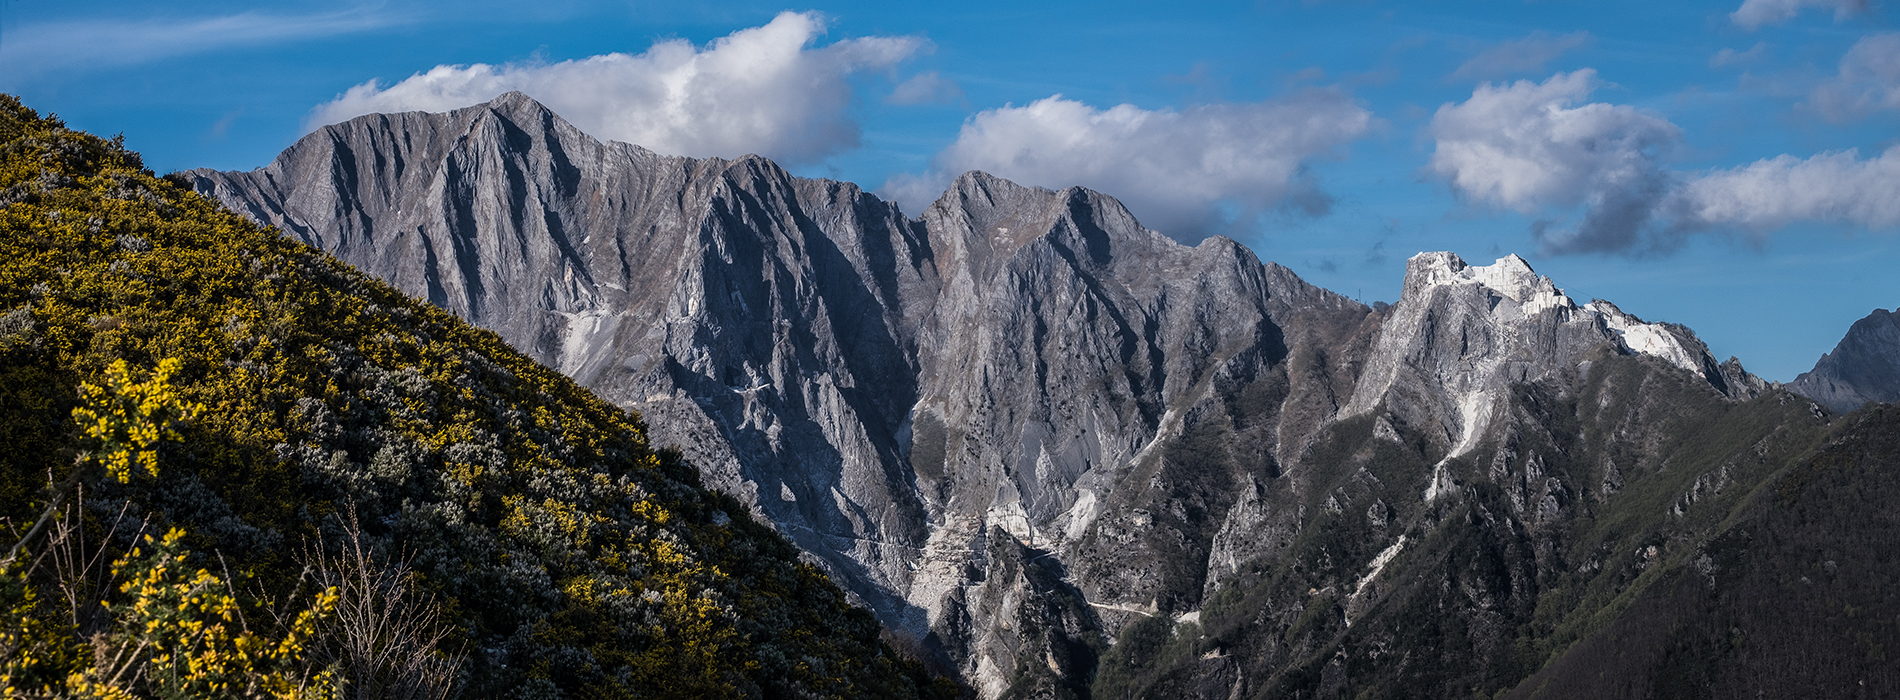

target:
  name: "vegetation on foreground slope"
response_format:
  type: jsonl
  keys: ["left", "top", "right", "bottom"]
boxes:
{"left": 0, "top": 94, "right": 953, "bottom": 699}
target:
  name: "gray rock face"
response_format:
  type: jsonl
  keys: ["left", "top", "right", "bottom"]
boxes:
{"left": 189, "top": 93, "right": 1785, "bottom": 698}
{"left": 1789, "top": 307, "right": 1900, "bottom": 413}
{"left": 1335, "top": 252, "right": 1761, "bottom": 501}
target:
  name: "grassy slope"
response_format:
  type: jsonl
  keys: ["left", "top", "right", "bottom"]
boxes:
{"left": 0, "top": 95, "right": 952, "bottom": 699}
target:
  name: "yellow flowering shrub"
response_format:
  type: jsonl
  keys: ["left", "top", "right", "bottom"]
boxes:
{"left": 0, "top": 558, "right": 80, "bottom": 698}
{"left": 71, "top": 358, "right": 204, "bottom": 483}
{"left": 1, "top": 359, "right": 333, "bottom": 700}
{"left": 74, "top": 528, "right": 337, "bottom": 699}
{"left": 0, "top": 93, "right": 954, "bottom": 698}
{"left": 0, "top": 531, "right": 338, "bottom": 700}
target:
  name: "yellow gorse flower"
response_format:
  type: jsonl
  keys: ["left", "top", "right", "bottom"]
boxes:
{"left": 74, "top": 528, "right": 339, "bottom": 699}
{"left": 71, "top": 358, "right": 204, "bottom": 483}
{"left": 2, "top": 528, "right": 338, "bottom": 699}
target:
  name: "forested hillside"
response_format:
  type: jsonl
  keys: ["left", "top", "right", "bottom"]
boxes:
{"left": 0, "top": 94, "right": 952, "bottom": 699}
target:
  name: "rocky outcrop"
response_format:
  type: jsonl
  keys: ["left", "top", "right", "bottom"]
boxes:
{"left": 936, "top": 527, "right": 1101, "bottom": 699}
{"left": 190, "top": 93, "right": 1821, "bottom": 699}
{"left": 1789, "top": 307, "right": 1900, "bottom": 414}
{"left": 188, "top": 93, "right": 941, "bottom": 624}
{"left": 1336, "top": 252, "right": 1762, "bottom": 501}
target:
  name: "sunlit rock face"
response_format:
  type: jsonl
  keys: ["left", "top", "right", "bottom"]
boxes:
{"left": 195, "top": 93, "right": 1826, "bottom": 700}
{"left": 189, "top": 92, "right": 941, "bottom": 624}
{"left": 1340, "top": 252, "right": 1760, "bottom": 500}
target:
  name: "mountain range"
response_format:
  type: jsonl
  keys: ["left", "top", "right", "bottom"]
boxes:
{"left": 184, "top": 92, "right": 1899, "bottom": 699}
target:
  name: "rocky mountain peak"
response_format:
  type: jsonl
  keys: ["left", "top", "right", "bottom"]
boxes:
{"left": 1403, "top": 251, "right": 1573, "bottom": 316}
{"left": 456, "top": 90, "right": 559, "bottom": 127}
{"left": 1790, "top": 306, "right": 1900, "bottom": 413}
{"left": 919, "top": 170, "right": 1177, "bottom": 293}
{"left": 1349, "top": 251, "right": 1763, "bottom": 500}
{"left": 485, "top": 89, "right": 543, "bottom": 111}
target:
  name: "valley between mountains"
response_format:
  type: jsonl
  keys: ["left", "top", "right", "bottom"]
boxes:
{"left": 185, "top": 92, "right": 1899, "bottom": 699}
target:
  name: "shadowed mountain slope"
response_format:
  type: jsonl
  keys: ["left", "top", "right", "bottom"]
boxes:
{"left": 1790, "top": 307, "right": 1900, "bottom": 414}
{"left": 1504, "top": 404, "right": 1900, "bottom": 699}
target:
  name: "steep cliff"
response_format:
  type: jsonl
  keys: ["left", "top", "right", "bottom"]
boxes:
{"left": 1337, "top": 252, "right": 1763, "bottom": 503}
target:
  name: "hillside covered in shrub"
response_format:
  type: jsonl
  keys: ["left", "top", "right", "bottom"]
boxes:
{"left": 0, "top": 94, "right": 953, "bottom": 699}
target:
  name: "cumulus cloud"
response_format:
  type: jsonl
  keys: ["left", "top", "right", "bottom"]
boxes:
{"left": 880, "top": 91, "right": 1372, "bottom": 239}
{"left": 1429, "top": 69, "right": 1900, "bottom": 254}
{"left": 1448, "top": 31, "right": 1593, "bottom": 83}
{"left": 1427, "top": 70, "right": 1680, "bottom": 253}
{"left": 1731, "top": 0, "right": 1869, "bottom": 29}
{"left": 1807, "top": 32, "right": 1900, "bottom": 122}
{"left": 309, "top": 11, "right": 924, "bottom": 165}
{"left": 1674, "top": 147, "right": 1900, "bottom": 230}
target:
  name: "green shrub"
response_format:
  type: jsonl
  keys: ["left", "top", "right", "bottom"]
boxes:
{"left": 0, "top": 94, "right": 951, "bottom": 699}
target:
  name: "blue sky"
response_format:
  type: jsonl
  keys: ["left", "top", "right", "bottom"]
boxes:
{"left": 3, "top": 0, "right": 1896, "bottom": 381}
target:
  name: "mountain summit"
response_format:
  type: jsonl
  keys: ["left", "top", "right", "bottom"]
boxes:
{"left": 1789, "top": 307, "right": 1900, "bottom": 413}
{"left": 188, "top": 93, "right": 1893, "bottom": 699}
{"left": 1346, "top": 251, "right": 1763, "bottom": 500}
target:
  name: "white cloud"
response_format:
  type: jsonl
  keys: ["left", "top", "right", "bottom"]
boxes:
{"left": 1674, "top": 147, "right": 1900, "bottom": 230}
{"left": 0, "top": 8, "right": 398, "bottom": 77}
{"left": 1428, "top": 70, "right": 1680, "bottom": 252}
{"left": 1449, "top": 31, "right": 1593, "bottom": 83}
{"left": 888, "top": 72, "right": 965, "bottom": 105}
{"left": 1731, "top": 0, "right": 1868, "bottom": 29}
{"left": 1710, "top": 42, "right": 1770, "bottom": 68}
{"left": 880, "top": 91, "right": 1372, "bottom": 239}
{"left": 309, "top": 11, "right": 925, "bottom": 165}
{"left": 1428, "top": 69, "right": 1900, "bottom": 253}
{"left": 1807, "top": 32, "right": 1900, "bottom": 122}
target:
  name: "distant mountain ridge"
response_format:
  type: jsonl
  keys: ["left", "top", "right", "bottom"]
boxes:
{"left": 187, "top": 93, "right": 1896, "bottom": 699}
{"left": 1789, "top": 307, "right": 1900, "bottom": 413}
